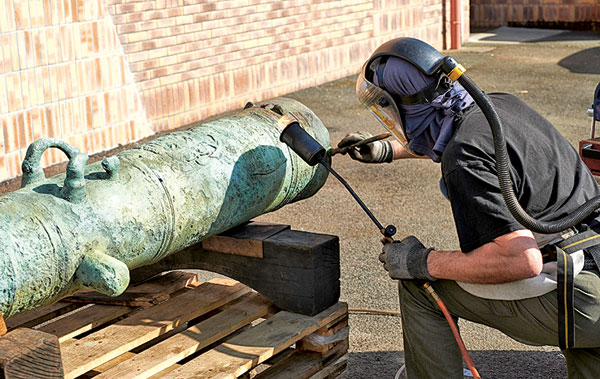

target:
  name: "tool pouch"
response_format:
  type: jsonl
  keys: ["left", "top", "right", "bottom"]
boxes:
{"left": 554, "top": 229, "right": 600, "bottom": 349}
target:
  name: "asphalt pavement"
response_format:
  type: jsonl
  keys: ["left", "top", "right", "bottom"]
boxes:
{"left": 252, "top": 27, "right": 600, "bottom": 378}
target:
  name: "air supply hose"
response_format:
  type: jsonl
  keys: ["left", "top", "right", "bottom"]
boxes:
{"left": 457, "top": 73, "right": 600, "bottom": 234}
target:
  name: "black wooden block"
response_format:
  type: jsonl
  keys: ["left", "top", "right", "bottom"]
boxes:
{"left": 131, "top": 223, "right": 340, "bottom": 316}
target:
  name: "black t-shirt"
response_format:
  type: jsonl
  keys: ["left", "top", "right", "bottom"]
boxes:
{"left": 441, "top": 93, "right": 600, "bottom": 253}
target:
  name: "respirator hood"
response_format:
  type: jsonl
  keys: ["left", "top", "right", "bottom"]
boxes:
{"left": 366, "top": 38, "right": 445, "bottom": 79}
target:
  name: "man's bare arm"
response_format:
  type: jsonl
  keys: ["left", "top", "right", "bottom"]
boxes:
{"left": 427, "top": 229, "right": 543, "bottom": 283}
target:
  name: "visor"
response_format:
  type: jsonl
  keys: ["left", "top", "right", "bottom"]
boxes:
{"left": 356, "top": 67, "right": 413, "bottom": 152}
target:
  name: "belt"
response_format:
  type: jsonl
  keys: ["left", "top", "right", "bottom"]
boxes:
{"left": 553, "top": 229, "right": 600, "bottom": 350}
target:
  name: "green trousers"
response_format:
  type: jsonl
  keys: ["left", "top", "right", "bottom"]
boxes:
{"left": 398, "top": 271, "right": 600, "bottom": 379}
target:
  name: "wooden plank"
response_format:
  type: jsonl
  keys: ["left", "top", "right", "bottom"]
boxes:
{"left": 6, "top": 272, "right": 197, "bottom": 332}
{"left": 297, "top": 316, "right": 349, "bottom": 355}
{"left": 148, "top": 364, "right": 180, "bottom": 379}
{"left": 38, "top": 272, "right": 199, "bottom": 342}
{"left": 90, "top": 352, "right": 137, "bottom": 374}
{"left": 40, "top": 305, "right": 135, "bottom": 343}
{"left": 252, "top": 351, "right": 326, "bottom": 379}
{"left": 127, "top": 271, "right": 199, "bottom": 293}
{"left": 5, "top": 302, "right": 81, "bottom": 331}
{"left": 242, "top": 348, "right": 297, "bottom": 378}
{"left": 309, "top": 354, "right": 348, "bottom": 379}
{"left": 309, "top": 314, "right": 348, "bottom": 338}
{"left": 95, "top": 292, "right": 272, "bottom": 379}
{"left": 0, "top": 328, "right": 63, "bottom": 378}
{"left": 61, "top": 280, "right": 250, "bottom": 379}
{"left": 161, "top": 302, "right": 348, "bottom": 379}
{"left": 202, "top": 222, "right": 290, "bottom": 258}
{"left": 255, "top": 338, "right": 348, "bottom": 378}
{"left": 0, "top": 311, "right": 6, "bottom": 336}
{"left": 61, "top": 292, "right": 170, "bottom": 307}
{"left": 201, "top": 235, "right": 264, "bottom": 258}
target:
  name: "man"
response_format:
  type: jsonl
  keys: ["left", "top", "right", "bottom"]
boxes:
{"left": 340, "top": 38, "right": 600, "bottom": 378}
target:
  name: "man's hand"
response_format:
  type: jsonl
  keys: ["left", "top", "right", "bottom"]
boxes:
{"left": 379, "top": 236, "right": 436, "bottom": 281}
{"left": 337, "top": 131, "right": 394, "bottom": 163}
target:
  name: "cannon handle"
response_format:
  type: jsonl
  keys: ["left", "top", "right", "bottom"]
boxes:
{"left": 21, "top": 138, "right": 89, "bottom": 203}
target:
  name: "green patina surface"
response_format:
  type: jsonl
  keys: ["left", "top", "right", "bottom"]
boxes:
{"left": 0, "top": 98, "right": 330, "bottom": 318}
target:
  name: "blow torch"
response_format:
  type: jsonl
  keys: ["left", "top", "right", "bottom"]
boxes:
{"left": 278, "top": 114, "right": 396, "bottom": 242}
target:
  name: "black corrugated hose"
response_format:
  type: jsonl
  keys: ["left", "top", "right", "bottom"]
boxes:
{"left": 458, "top": 74, "right": 600, "bottom": 234}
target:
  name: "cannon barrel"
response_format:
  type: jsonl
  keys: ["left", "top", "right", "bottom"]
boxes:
{"left": 0, "top": 98, "right": 330, "bottom": 318}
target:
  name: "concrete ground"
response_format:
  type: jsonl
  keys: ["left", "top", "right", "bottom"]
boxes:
{"left": 250, "top": 27, "right": 600, "bottom": 378}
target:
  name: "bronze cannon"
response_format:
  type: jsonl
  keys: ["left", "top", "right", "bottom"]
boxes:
{"left": 0, "top": 98, "right": 331, "bottom": 318}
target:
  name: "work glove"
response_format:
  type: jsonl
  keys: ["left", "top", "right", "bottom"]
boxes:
{"left": 337, "top": 131, "right": 394, "bottom": 163}
{"left": 379, "top": 236, "right": 436, "bottom": 281}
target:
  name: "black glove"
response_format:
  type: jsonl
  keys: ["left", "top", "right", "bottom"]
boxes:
{"left": 379, "top": 236, "right": 436, "bottom": 281}
{"left": 337, "top": 131, "right": 394, "bottom": 163}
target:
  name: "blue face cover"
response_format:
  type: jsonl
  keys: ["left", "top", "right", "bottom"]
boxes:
{"left": 374, "top": 57, "right": 474, "bottom": 162}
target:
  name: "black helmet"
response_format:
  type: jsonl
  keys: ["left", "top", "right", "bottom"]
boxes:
{"left": 356, "top": 38, "right": 463, "bottom": 150}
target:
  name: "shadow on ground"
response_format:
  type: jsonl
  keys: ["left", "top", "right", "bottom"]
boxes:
{"left": 470, "top": 27, "right": 600, "bottom": 43}
{"left": 535, "top": 30, "right": 600, "bottom": 42}
{"left": 347, "top": 351, "right": 404, "bottom": 378}
{"left": 347, "top": 350, "right": 566, "bottom": 378}
{"left": 559, "top": 47, "right": 600, "bottom": 74}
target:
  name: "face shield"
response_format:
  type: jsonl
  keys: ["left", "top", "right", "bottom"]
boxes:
{"left": 356, "top": 66, "right": 414, "bottom": 153}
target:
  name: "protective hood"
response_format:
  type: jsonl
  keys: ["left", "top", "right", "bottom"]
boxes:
{"left": 376, "top": 57, "right": 474, "bottom": 162}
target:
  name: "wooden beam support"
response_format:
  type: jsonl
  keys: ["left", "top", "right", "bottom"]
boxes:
{"left": 201, "top": 222, "right": 290, "bottom": 258}
{"left": 131, "top": 222, "right": 340, "bottom": 316}
{"left": 0, "top": 328, "right": 63, "bottom": 378}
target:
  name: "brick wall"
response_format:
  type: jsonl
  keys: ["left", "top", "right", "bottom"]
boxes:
{"left": 0, "top": 0, "right": 153, "bottom": 180}
{"left": 471, "top": 0, "right": 599, "bottom": 29}
{"left": 108, "top": 0, "right": 466, "bottom": 133}
{"left": 0, "top": 0, "right": 469, "bottom": 183}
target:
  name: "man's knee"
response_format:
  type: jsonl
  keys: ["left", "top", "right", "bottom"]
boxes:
{"left": 398, "top": 280, "right": 438, "bottom": 313}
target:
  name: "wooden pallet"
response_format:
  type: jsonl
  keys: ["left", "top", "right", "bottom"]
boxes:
{"left": 0, "top": 271, "right": 348, "bottom": 379}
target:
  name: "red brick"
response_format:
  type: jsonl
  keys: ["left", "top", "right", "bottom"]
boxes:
{"left": 117, "top": 23, "right": 137, "bottom": 34}
{"left": 111, "top": 91, "right": 122, "bottom": 124}
{"left": 106, "top": 125, "right": 117, "bottom": 149}
{"left": 31, "top": 108, "right": 44, "bottom": 141}
{"left": 72, "top": 98, "right": 85, "bottom": 134}
{"left": 135, "top": 77, "right": 159, "bottom": 91}
{"left": 155, "top": 17, "right": 176, "bottom": 28}
{"left": 148, "top": 67, "right": 167, "bottom": 79}
{"left": 140, "top": 89, "right": 153, "bottom": 118}
{"left": 84, "top": 95, "right": 94, "bottom": 130}
{"left": 83, "top": 132, "right": 94, "bottom": 153}
{"left": 117, "top": 3, "right": 136, "bottom": 13}
{"left": 164, "top": 85, "right": 174, "bottom": 116}
{"left": 169, "top": 7, "right": 184, "bottom": 17}
{"left": 4, "top": 114, "right": 18, "bottom": 153}
{"left": 91, "top": 93, "right": 104, "bottom": 128}
{"left": 13, "top": 1, "right": 31, "bottom": 29}
{"left": 183, "top": 22, "right": 203, "bottom": 33}
{"left": 6, "top": 151, "right": 22, "bottom": 177}
{"left": 18, "top": 111, "right": 33, "bottom": 149}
